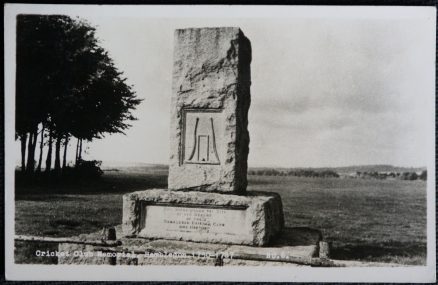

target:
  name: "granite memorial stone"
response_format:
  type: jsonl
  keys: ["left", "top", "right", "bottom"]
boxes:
{"left": 168, "top": 27, "right": 251, "bottom": 193}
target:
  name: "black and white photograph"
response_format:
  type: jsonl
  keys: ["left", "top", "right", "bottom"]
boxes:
{"left": 4, "top": 4, "right": 436, "bottom": 282}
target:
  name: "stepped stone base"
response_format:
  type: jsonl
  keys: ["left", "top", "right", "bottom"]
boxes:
{"left": 122, "top": 189, "right": 284, "bottom": 246}
{"left": 58, "top": 226, "right": 324, "bottom": 266}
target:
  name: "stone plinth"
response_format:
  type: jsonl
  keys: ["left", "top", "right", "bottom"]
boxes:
{"left": 169, "top": 27, "right": 251, "bottom": 194}
{"left": 122, "top": 189, "right": 283, "bottom": 246}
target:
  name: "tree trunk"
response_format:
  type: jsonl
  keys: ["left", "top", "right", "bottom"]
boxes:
{"left": 25, "top": 132, "right": 32, "bottom": 172}
{"left": 26, "top": 131, "right": 35, "bottom": 173}
{"left": 36, "top": 126, "right": 45, "bottom": 172}
{"left": 45, "top": 130, "right": 53, "bottom": 173}
{"left": 20, "top": 133, "right": 27, "bottom": 173}
{"left": 75, "top": 138, "right": 80, "bottom": 166}
{"left": 31, "top": 129, "right": 38, "bottom": 168}
{"left": 62, "top": 135, "right": 69, "bottom": 169}
{"left": 79, "top": 139, "right": 83, "bottom": 162}
{"left": 54, "top": 135, "right": 62, "bottom": 173}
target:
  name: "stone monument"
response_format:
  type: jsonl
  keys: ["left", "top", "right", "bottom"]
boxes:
{"left": 123, "top": 27, "right": 284, "bottom": 246}
{"left": 59, "top": 28, "right": 325, "bottom": 266}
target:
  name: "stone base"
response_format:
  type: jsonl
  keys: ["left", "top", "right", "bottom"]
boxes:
{"left": 122, "top": 189, "right": 284, "bottom": 246}
{"left": 59, "top": 226, "right": 325, "bottom": 266}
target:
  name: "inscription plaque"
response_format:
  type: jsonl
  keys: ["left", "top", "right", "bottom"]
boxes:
{"left": 139, "top": 204, "right": 248, "bottom": 241}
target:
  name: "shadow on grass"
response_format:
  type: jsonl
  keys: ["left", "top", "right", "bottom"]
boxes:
{"left": 330, "top": 241, "right": 426, "bottom": 264}
{"left": 15, "top": 170, "right": 168, "bottom": 199}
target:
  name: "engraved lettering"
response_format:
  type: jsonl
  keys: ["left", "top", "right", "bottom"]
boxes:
{"left": 141, "top": 205, "right": 247, "bottom": 238}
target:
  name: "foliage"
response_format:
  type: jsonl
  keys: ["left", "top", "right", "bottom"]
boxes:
{"left": 400, "top": 172, "right": 418, "bottom": 181}
{"left": 248, "top": 168, "right": 340, "bottom": 178}
{"left": 355, "top": 171, "right": 424, "bottom": 181}
{"left": 247, "top": 167, "right": 426, "bottom": 181}
{"left": 419, "top": 170, "right": 427, "bottom": 181}
{"left": 73, "top": 160, "right": 104, "bottom": 178}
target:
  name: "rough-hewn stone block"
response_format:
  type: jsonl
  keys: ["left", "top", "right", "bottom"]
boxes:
{"left": 122, "top": 189, "right": 284, "bottom": 246}
{"left": 169, "top": 27, "right": 251, "bottom": 193}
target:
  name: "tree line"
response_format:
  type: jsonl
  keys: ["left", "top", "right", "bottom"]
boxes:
{"left": 16, "top": 15, "right": 141, "bottom": 175}
{"left": 248, "top": 168, "right": 427, "bottom": 181}
{"left": 354, "top": 171, "right": 427, "bottom": 181}
{"left": 248, "top": 169, "right": 340, "bottom": 178}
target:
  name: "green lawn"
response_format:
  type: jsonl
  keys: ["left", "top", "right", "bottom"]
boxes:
{"left": 14, "top": 167, "right": 427, "bottom": 265}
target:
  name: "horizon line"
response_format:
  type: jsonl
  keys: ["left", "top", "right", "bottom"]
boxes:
{"left": 97, "top": 160, "right": 427, "bottom": 169}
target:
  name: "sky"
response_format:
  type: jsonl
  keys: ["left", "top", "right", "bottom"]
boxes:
{"left": 10, "top": 6, "right": 436, "bottom": 168}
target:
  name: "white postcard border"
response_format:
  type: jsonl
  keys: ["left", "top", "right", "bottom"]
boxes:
{"left": 4, "top": 4, "right": 436, "bottom": 282}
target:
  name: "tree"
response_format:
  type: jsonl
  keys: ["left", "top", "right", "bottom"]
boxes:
{"left": 16, "top": 15, "right": 141, "bottom": 175}
{"left": 16, "top": 16, "right": 50, "bottom": 172}
{"left": 68, "top": 46, "right": 141, "bottom": 160}
{"left": 419, "top": 170, "right": 427, "bottom": 181}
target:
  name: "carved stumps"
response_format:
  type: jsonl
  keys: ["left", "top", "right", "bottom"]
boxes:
{"left": 168, "top": 27, "right": 251, "bottom": 194}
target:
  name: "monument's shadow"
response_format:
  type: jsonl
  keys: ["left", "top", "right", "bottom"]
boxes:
{"left": 270, "top": 227, "right": 322, "bottom": 247}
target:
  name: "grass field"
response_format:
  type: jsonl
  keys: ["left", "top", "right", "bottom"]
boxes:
{"left": 14, "top": 166, "right": 427, "bottom": 265}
